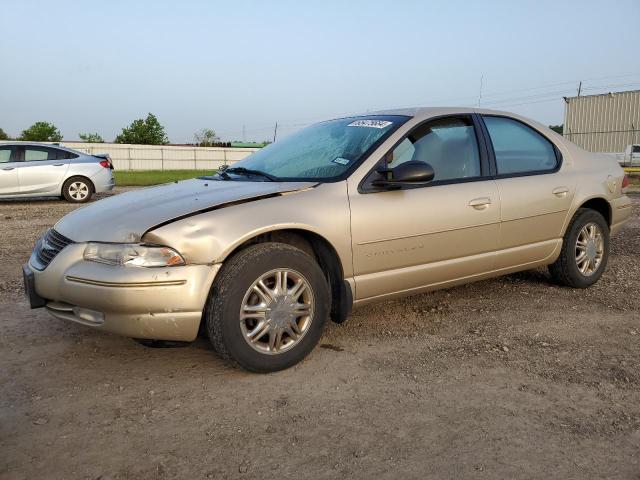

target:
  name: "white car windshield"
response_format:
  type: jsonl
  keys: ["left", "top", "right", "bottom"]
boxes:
{"left": 221, "top": 115, "right": 408, "bottom": 181}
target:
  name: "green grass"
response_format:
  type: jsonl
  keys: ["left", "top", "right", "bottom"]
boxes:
{"left": 114, "top": 170, "right": 211, "bottom": 186}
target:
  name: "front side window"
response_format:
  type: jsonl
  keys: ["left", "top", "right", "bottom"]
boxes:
{"left": 0, "top": 147, "right": 12, "bottom": 163}
{"left": 386, "top": 116, "right": 481, "bottom": 182}
{"left": 221, "top": 115, "right": 408, "bottom": 181}
{"left": 483, "top": 116, "right": 558, "bottom": 175}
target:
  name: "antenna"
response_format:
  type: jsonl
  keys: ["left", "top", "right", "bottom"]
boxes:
{"left": 478, "top": 75, "right": 484, "bottom": 107}
{"left": 273, "top": 122, "right": 278, "bottom": 143}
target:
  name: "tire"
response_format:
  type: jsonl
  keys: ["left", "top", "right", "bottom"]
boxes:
{"left": 205, "top": 242, "right": 330, "bottom": 373}
{"left": 62, "top": 176, "right": 93, "bottom": 203}
{"left": 548, "top": 208, "right": 609, "bottom": 288}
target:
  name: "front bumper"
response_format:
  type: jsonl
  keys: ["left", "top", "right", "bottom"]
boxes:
{"left": 24, "top": 243, "right": 220, "bottom": 341}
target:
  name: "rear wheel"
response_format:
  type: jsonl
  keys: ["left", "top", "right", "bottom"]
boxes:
{"left": 62, "top": 176, "right": 93, "bottom": 203}
{"left": 548, "top": 208, "right": 609, "bottom": 288}
{"left": 205, "top": 243, "right": 330, "bottom": 372}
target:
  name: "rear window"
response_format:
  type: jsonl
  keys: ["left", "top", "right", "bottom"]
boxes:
{"left": 633, "top": 145, "right": 640, "bottom": 154}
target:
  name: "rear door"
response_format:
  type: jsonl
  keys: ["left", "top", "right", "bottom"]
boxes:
{"left": 16, "top": 146, "right": 71, "bottom": 195}
{"left": 0, "top": 146, "right": 20, "bottom": 195}
{"left": 480, "top": 115, "right": 575, "bottom": 268}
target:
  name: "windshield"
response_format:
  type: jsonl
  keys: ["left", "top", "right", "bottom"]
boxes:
{"left": 223, "top": 115, "right": 408, "bottom": 181}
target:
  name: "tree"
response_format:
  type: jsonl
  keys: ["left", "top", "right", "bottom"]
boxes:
{"left": 115, "top": 113, "right": 168, "bottom": 145}
{"left": 79, "top": 132, "right": 105, "bottom": 143}
{"left": 193, "top": 128, "right": 219, "bottom": 147}
{"left": 0, "top": 128, "right": 9, "bottom": 140}
{"left": 549, "top": 124, "right": 563, "bottom": 135}
{"left": 19, "top": 122, "right": 62, "bottom": 142}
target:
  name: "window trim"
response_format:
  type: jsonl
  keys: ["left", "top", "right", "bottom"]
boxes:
{"left": 479, "top": 114, "right": 563, "bottom": 179}
{"left": 358, "top": 113, "right": 492, "bottom": 193}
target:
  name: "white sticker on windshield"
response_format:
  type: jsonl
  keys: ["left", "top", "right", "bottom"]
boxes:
{"left": 333, "top": 157, "right": 350, "bottom": 166}
{"left": 347, "top": 120, "right": 393, "bottom": 129}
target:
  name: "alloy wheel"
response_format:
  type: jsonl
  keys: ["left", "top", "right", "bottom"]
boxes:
{"left": 68, "top": 181, "right": 89, "bottom": 201}
{"left": 575, "top": 222, "right": 604, "bottom": 276}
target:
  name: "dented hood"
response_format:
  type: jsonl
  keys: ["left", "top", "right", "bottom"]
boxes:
{"left": 54, "top": 178, "right": 315, "bottom": 242}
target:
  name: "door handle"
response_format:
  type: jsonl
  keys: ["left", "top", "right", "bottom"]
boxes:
{"left": 552, "top": 187, "right": 569, "bottom": 197}
{"left": 1, "top": 167, "right": 15, "bottom": 171}
{"left": 53, "top": 163, "right": 65, "bottom": 167}
{"left": 468, "top": 197, "right": 491, "bottom": 210}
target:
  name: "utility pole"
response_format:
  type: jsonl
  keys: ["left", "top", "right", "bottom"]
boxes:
{"left": 577, "top": 81, "right": 582, "bottom": 97}
{"left": 273, "top": 122, "right": 278, "bottom": 143}
{"left": 478, "top": 75, "right": 484, "bottom": 107}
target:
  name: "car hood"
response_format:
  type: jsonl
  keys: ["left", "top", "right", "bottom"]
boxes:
{"left": 54, "top": 179, "right": 316, "bottom": 243}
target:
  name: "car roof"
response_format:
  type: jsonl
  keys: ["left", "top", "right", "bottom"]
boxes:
{"left": 366, "top": 106, "right": 522, "bottom": 121}
{"left": 356, "top": 106, "right": 555, "bottom": 139}
{"left": 0, "top": 141, "right": 84, "bottom": 154}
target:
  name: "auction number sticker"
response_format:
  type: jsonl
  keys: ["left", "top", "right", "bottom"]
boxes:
{"left": 332, "top": 157, "right": 350, "bottom": 165}
{"left": 347, "top": 120, "right": 393, "bottom": 129}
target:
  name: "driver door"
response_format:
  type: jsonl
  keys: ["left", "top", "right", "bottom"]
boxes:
{"left": 0, "top": 146, "right": 20, "bottom": 195}
{"left": 348, "top": 115, "right": 500, "bottom": 301}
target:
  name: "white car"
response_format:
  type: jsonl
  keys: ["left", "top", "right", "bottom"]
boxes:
{"left": 0, "top": 142, "right": 115, "bottom": 202}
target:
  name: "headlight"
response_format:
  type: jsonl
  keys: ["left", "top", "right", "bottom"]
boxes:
{"left": 83, "top": 243, "right": 185, "bottom": 267}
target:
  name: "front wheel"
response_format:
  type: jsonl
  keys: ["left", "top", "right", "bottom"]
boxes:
{"left": 205, "top": 243, "right": 330, "bottom": 372}
{"left": 548, "top": 208, "right": 610, "bottom": 288}
{"left": 62, "top": 177, "right": 93, "bottom": 203}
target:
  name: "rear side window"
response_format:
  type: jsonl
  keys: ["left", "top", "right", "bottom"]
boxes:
{"left": 23, "top": 146, "right": 76, "bottom": 161}
{"left": 24, "top": 147, "right": 50, "bottom": 161}
{"left": 0, "top": 147, "right": 12, "bottom": 163}
{"left": 483, "top": 116, "right": 558, "bottom": 175}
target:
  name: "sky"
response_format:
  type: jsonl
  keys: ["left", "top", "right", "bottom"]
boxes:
{"left": 1, "top": 0, "right": 639, "bottom": 143}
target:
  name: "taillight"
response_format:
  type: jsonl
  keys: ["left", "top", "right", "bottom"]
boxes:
{"left": 99, "top": 160, "right": 110, "bottom": 168}
{"left": 621, "top": 174, "right": 629, "bottom": 192}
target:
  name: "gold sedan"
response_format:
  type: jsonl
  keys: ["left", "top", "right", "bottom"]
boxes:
{"left": 23, "top": 108, "right": 632, "bottom": 372}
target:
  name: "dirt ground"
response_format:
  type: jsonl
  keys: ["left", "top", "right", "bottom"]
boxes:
{"left": 1, "top": 189, "right": 639, "bottom": 480}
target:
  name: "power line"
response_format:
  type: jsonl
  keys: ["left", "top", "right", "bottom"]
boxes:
{"left": 217, "top": 72, "right": 640, "bottom": 139}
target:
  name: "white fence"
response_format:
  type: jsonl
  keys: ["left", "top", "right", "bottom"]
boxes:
{"left": 60, "top": 142, "right": 260, "bottom": 171}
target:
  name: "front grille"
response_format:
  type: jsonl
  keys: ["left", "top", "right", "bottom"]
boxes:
{"left": 32, "top": 229, "right": 74, "bottom": 270}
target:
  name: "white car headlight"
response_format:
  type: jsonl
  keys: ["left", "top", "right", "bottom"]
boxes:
{"left": 83, "top": 243, "right": 185, "bottom": 267}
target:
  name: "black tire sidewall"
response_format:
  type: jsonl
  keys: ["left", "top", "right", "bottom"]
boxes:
{"left": 563, "top": 210, "right": 610, "bottom": 288}
{"left": 63, "top": 177, "right": 93, "bottom": 203}
{"left": 208, "top": 244, "right": 330, "bottom": 372}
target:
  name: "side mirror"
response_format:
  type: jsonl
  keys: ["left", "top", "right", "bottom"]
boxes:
{"left": 372, "top": 160, "right": 435, "bottom": 188}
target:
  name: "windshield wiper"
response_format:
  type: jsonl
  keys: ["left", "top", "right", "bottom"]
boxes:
{"left": 224, "top": 167, "right": 280, "bottom": 182}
